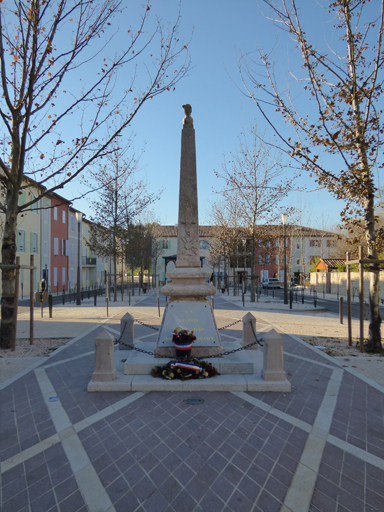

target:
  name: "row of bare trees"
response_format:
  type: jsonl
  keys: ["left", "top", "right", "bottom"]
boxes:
{"left": 0, "top": 0, "right": 190, "bottom": 349}
{"left": 209, "top": 124, "right": 296, "bottom": 300}
{"left": 237, "top": 0, "right": 384, "bottom": 350}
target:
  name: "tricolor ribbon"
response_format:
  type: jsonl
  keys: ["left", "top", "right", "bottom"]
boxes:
{"left": 170, "top": 362, "right": 202, "bottom": 372}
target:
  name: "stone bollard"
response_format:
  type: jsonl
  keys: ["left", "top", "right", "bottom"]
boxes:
{"left": 119, "top": 312, "right": 134, "bottom": 350}
{"left": 242, "top": 312, "right": 258, "bottom": 349}
{"left": 261, "top": 329, "right": 286, "bottom": 381}
{"left": 92, "top": 329, "right": 117, "bottom": 382}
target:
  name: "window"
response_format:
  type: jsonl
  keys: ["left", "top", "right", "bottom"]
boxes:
{"left": 199, "top": 240, "right": 209, "bottom": 250}
{"left": 296, "top": 259, "right": 300, "bottom": 265}
{"left": 70, "top": 215, "right": 75, "bottom": 231}
{"left": 61, "top": 239, "right": 69, "bottom": 256}
{"left": 70, "top": 243, "right": 74, "bottom": 264}
{"left": 44, "top": 241, "right": 48, "bottom": 257}
{"left": 30, "top": 194, "right": 38, "bottom": 214}
{"left": 53, "top": 267, "right": 57, "bottom": 287}
{"left": 85, "top": 224, "right": 88, "bottom": 237}
{"left": 326, "top": 239, "right": 334, "bottom": 247}
{"left": 62, "top": 210, "right": 66, "bottom": 223}
{"left": 276, "top": 256, "right": 279, "bottom": 265}
{"left": 30, "top": 232, "right": 38, "bottom": 254}
{"left": 266, "top": 255, "right": 271, "bottom": 264}
{"left": 85, "top": 269, "right": 89, "bottom": 282}
{"left": 161, "top": 239, "right": 169, "bottom": 249}
{"left": 44, "top": 208, "right": 49, "bottom": 223}
{"left": 53, "top": 207, "right": 58, "bottom": 220}
{"left": 276, "top": 241, "right": 279, "bottom": 247}
{"left": 62, "top": 268, "right": 66, "bottom": 286}
{"left": 18, "top": 190, "right": 26, "bottom": 206}
{"left": 310, "top": 239, "right": 321, "bottom": 247}
{"left": 54, "top": 238, "right": 59, "bottom": 255}
{"left": 70, "top": 268, "right": 74, "bottom": 288}
{"left": 297, "top": 243, "right": 300, "bottom": 249}
{"left": 17, "top": 229, "right": 26, "bottom": 252}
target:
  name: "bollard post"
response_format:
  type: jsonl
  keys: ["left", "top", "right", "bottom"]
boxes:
{"left": 94, "top": 289, "right": 97, "bottom": 306}
{"left": 48, "top": 294, "right": 53, "bottom": 318}
{"left": 314, "top": 290, "right": 317, "bottom": 308}
{"left": 90, "top": 330, "right": 117, "bottom": 383}
{"left": 289, "top": 290, "right": 293, "bottom": 309}
{"left": 106, "top": 297, "right": 109, "bottom": 317}
{"left": 242, "top": 312, "right": 257, "bottom": 349}
{"left": 129, "top": 291, "right": 131, "bottom": 306}
{"left": 119, "top": 313, "right": 135, "bottom": 350}
{"left": 261, "top": 329, "right": 287, "bottom": 381}
{"left": 62, "top": 288, "right": 65, "bottom": 305}
{"left": 339, "top": 297, "right": 344, "bottom": 324}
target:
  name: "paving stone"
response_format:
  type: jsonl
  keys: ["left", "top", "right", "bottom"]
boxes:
{"left": 3, "top": 294, "right": 384, "bottom": 512}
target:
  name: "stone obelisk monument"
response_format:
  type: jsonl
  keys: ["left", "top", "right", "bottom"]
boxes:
{"left": 155, "top": 105, "right": 222, "bottom": 358}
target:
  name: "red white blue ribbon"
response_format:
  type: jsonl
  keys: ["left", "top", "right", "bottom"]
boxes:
{"left": 174, "top": 342, "right": 193, "bottom": 350}
{"left": 171, "top": 362, "right": 202, "bottom": 372}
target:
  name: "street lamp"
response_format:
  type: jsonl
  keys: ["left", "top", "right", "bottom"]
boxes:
{"left": 76, "top": 211, "right": 83, "bottom": 305}
{"left": 282, "top": 213, "right": 288, "bottom": 304}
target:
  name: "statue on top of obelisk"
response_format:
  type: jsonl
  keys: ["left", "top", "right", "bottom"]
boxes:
{"left": 182, "top": 104, "right": 193, "bottom": 127}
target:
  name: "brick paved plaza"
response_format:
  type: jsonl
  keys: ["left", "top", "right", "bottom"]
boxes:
{"left": 1, "top": 293, "right": 384, "bottom": 511}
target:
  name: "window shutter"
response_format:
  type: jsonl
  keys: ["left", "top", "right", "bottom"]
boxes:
{"left": 65, "top": 240, "right": 69, "bottom": 256}
{"left": 36, "top": 234, "right": 39, "bottom": 254}
{"left": 30, "top": 233, "right": 33, "bottom": 253}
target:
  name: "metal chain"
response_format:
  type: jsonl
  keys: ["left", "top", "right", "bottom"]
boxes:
{"left": 113, "top": 320, "right": 263, "bottom": 359}
{"left": 218, "top": 319, "right": 242, "bottom": 331}
{"left": 134, "top": 319, "right": 159, "bottom": 331}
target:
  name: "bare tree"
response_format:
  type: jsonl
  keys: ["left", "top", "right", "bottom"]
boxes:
{"left": 214, "top": 124, "right": 296, "bottom": 301}
{"left": 0, "top": 0, "right": 190, "bottom": 348}
{"left": 87, "top": 139, "right": 160, "bottom": 300}
{"left": 239, "top": 0, "right": 384, "bottom": 350}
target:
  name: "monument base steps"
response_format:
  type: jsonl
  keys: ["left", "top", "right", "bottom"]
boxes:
{"left": 87, "top": 340, "right": 291, "bottom": 393}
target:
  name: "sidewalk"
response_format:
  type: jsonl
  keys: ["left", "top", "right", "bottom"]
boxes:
{"left": 1, "top": 292, "right": 384, "bottom": 511}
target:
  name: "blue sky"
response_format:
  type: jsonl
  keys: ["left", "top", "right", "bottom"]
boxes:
{"left": 63, "top": 0, "right": 381, "bottom": 230}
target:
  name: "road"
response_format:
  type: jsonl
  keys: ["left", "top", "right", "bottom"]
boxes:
{"left": 16, "top": 286, "right": 382, "bottom": 322}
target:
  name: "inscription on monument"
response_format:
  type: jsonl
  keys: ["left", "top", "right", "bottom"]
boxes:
{"left": 159, "top": 302, "right": 219, "bottom": 347}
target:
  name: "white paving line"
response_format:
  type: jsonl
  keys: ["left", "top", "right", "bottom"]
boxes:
{"left": 256, "top": 314, "right": 384, "bottom": 394}
{"left": 284, "top": 352, "right": 336, "bottom": 369}
{"left": 280, "top": 368, "right": 343, "bottom": 512}
{"left": 43, "top": 350, "right": 95, "bottom": 369}
{"left": 34, "top": 367, "right": 116, "bottom": 512}
{"left": 233, "top": 392, "right": 312, "bottom": 433}
{"left": 327, "top": 435, "right": 384, "bottom": 471}
{"left": 74, "top": 392, "right": 145, "bottom": 433}
{"left": 1, "top": 434, "right": 60, "bottom": 474}
{"left": 1, "top": 391, "right": 145, "bottom": 473}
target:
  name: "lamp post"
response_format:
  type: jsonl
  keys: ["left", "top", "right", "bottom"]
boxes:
{"left": 282, "top": 213, "right": 288, "bottom": 304}
{"left": 76, "top": 212, "right": 82, "bottom": 305}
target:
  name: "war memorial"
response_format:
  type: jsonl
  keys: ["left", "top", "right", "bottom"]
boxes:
{"left": 87, "top": 105, "right": 290, "bottom": 392}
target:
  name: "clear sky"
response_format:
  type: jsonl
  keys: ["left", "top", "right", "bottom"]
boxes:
{"left": 64, "top": 0, "right": 382, "bottom": 230}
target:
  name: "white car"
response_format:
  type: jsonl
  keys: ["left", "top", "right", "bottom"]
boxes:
{"left": 262, "top": 278, "right": 282, "bottom": 289}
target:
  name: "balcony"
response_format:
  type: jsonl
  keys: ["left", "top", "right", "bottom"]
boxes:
{"left": 82, "top": 256, "right": 96, "bottom": 266}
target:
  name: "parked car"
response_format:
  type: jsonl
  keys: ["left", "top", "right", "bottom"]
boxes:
{"left": 262, "top": 278, "right": 282, "bottom": 289}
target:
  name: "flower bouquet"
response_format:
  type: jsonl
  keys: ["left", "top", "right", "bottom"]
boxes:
{"left": 151, "top": 359, "right": 220, "bottom": 381}
{"left": 172, "top": 327, "right": 196, "bottom": 358}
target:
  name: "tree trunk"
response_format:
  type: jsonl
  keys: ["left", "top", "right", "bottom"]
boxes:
{"left": 1, "top": 208, "right": 18, "bottom": 349}
{"left": 364, "top": 198, "right": 382, "bottom": 351}
{"left": 250, "top": 235, "right": 256, "bottom": 302}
